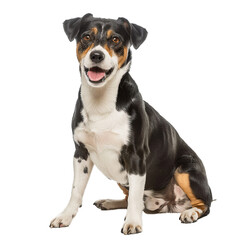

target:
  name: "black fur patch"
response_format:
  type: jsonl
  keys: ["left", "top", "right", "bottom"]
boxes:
{"left": 83, "top": 167, "right": 88, "bottom": 174}
{"left": 72, "top": 88, "right": 89, "bottom": 161}
{"left": 74, "top": 142, "right": 89, "bottom": 161}
{"left": 72, "top": 88, "right": 84, "bottom": 132}
{"left": 116, "top": 72, "right": 212, "bottom": 208}
{"left": 117, "top": 73, "right": 149, "bottom": 175}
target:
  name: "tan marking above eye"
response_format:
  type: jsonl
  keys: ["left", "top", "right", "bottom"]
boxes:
{"left": 107, "top": 30, "right": 113, "bottom": 38}
{"left": 92, "top": 27, "right": 98, "bottom": 35}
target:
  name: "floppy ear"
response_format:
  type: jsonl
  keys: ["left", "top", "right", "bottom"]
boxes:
{"left": 130, "top": 23, "right": 148, "bottom": 49}
{"left": 118, "top": 17, "right": 148, "bottom": 49}
{"left": 63, "top": 13, "right": 93, "bottom": 42}
{"left": 63, "top": 17, "right": 81, "bottom": 42}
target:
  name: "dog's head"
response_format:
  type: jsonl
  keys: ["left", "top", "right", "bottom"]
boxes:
{"left": 63, "top": 13, "right": 147, "bottom": 87}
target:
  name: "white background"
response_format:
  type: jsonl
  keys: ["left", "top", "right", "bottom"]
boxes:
{"left": 0, "top": 0, "right": 239, "bottom": 239}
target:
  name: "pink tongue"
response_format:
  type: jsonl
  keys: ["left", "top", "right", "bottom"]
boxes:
{"left": 87, "top": 70, "right": 105, "bottom": 81}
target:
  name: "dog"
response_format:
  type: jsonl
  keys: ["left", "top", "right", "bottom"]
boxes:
{"left": 50, "top": 13, "right": 212, "bottom": 234}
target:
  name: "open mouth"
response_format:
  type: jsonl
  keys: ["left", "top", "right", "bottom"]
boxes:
{"left": 84, "top": 66, "right": 113, "bottom": 83}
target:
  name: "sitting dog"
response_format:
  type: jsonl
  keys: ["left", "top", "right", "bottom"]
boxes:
{"left": 50, "top": 13, "right": 212, "bottom": 234}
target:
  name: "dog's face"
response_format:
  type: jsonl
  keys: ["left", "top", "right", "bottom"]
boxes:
{"left": 63, "top": 13, "right": 147, "bottom": 87}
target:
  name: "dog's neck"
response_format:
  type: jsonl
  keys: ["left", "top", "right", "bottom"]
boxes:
{"left": 81, "top": 63, "right": 130, "bottom": 121}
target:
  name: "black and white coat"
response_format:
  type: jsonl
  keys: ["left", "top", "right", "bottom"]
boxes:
{"left": 50, "top": 14, "right": 212, "bottom": 235}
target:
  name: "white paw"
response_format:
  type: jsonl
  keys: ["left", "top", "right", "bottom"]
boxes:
{"left": 180, "top": 207, "right": 202, "bottom": 223}
{"left": 49, "top": 212, "right": 76, "bottom": 228}
{"left": 121, "top": 219, "right": 142, "bottom": 235}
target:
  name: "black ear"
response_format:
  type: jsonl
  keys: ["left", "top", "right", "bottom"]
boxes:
{"left": 130, "top": 23, "right": 148, "bottom": 49}
{"left": 63, "top": 13, "right": 93, "bottom": 42}
{"left": 63, "top": 17, "right": 81, "bottom": 41}
{"left": 118, "top": 17, "right": 148, "bottom": 49}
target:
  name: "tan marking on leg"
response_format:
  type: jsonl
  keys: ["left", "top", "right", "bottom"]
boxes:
{"left": 118, "top": 47, "right": 128, "bottom": 68}
{"left": 174, "top": 171, "right": 207, "bottom": 215}
{"left": 118, "top": 183, "right": 129, "bottom": 201}
{"left": 76, "top": 43, "right": 94, "bottom": 62}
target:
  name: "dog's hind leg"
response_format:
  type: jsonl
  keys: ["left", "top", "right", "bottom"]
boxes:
{"left": 94, "top": 183, "right": 128, "bottom": 210}
{"left": 175, "top": 155, "right": 212, "bottom": 223}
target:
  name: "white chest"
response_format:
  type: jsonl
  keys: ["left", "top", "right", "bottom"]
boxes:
{"left": 73, "top": 109, "right": 130, "bottom": 184}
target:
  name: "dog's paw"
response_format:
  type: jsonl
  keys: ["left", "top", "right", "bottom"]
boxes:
{"left": 49, "top": 212, "right": 76, "bottom": 228}
{"left": 93, "top": 199, "right": 109, "bottom": 210}
{"left": 121, "top": 220, "right": 142, "bottom": 235}
{"left": 179, "top": 207, "right": 203, "bottom": 223}
{"left": 94, "top": 199, "right": 127, "bottom": 210}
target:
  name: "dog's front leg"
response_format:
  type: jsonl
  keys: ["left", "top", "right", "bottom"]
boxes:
{"left": 122, "top": 174, "right": 146, "bottom": 235}
{"left": 50, "top": 156, "right": 93, "bottom": 228}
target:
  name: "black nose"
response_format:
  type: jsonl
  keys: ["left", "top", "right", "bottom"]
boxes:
{"left": 90, "top": 50, "right": 105, "bottom": 63}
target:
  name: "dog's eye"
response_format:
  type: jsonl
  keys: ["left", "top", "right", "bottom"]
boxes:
{"left": 112, "top": 37, "right": 120, "bottom": 44}
{"left": 83, "top": 35, "right": 91, "bottom": 41}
